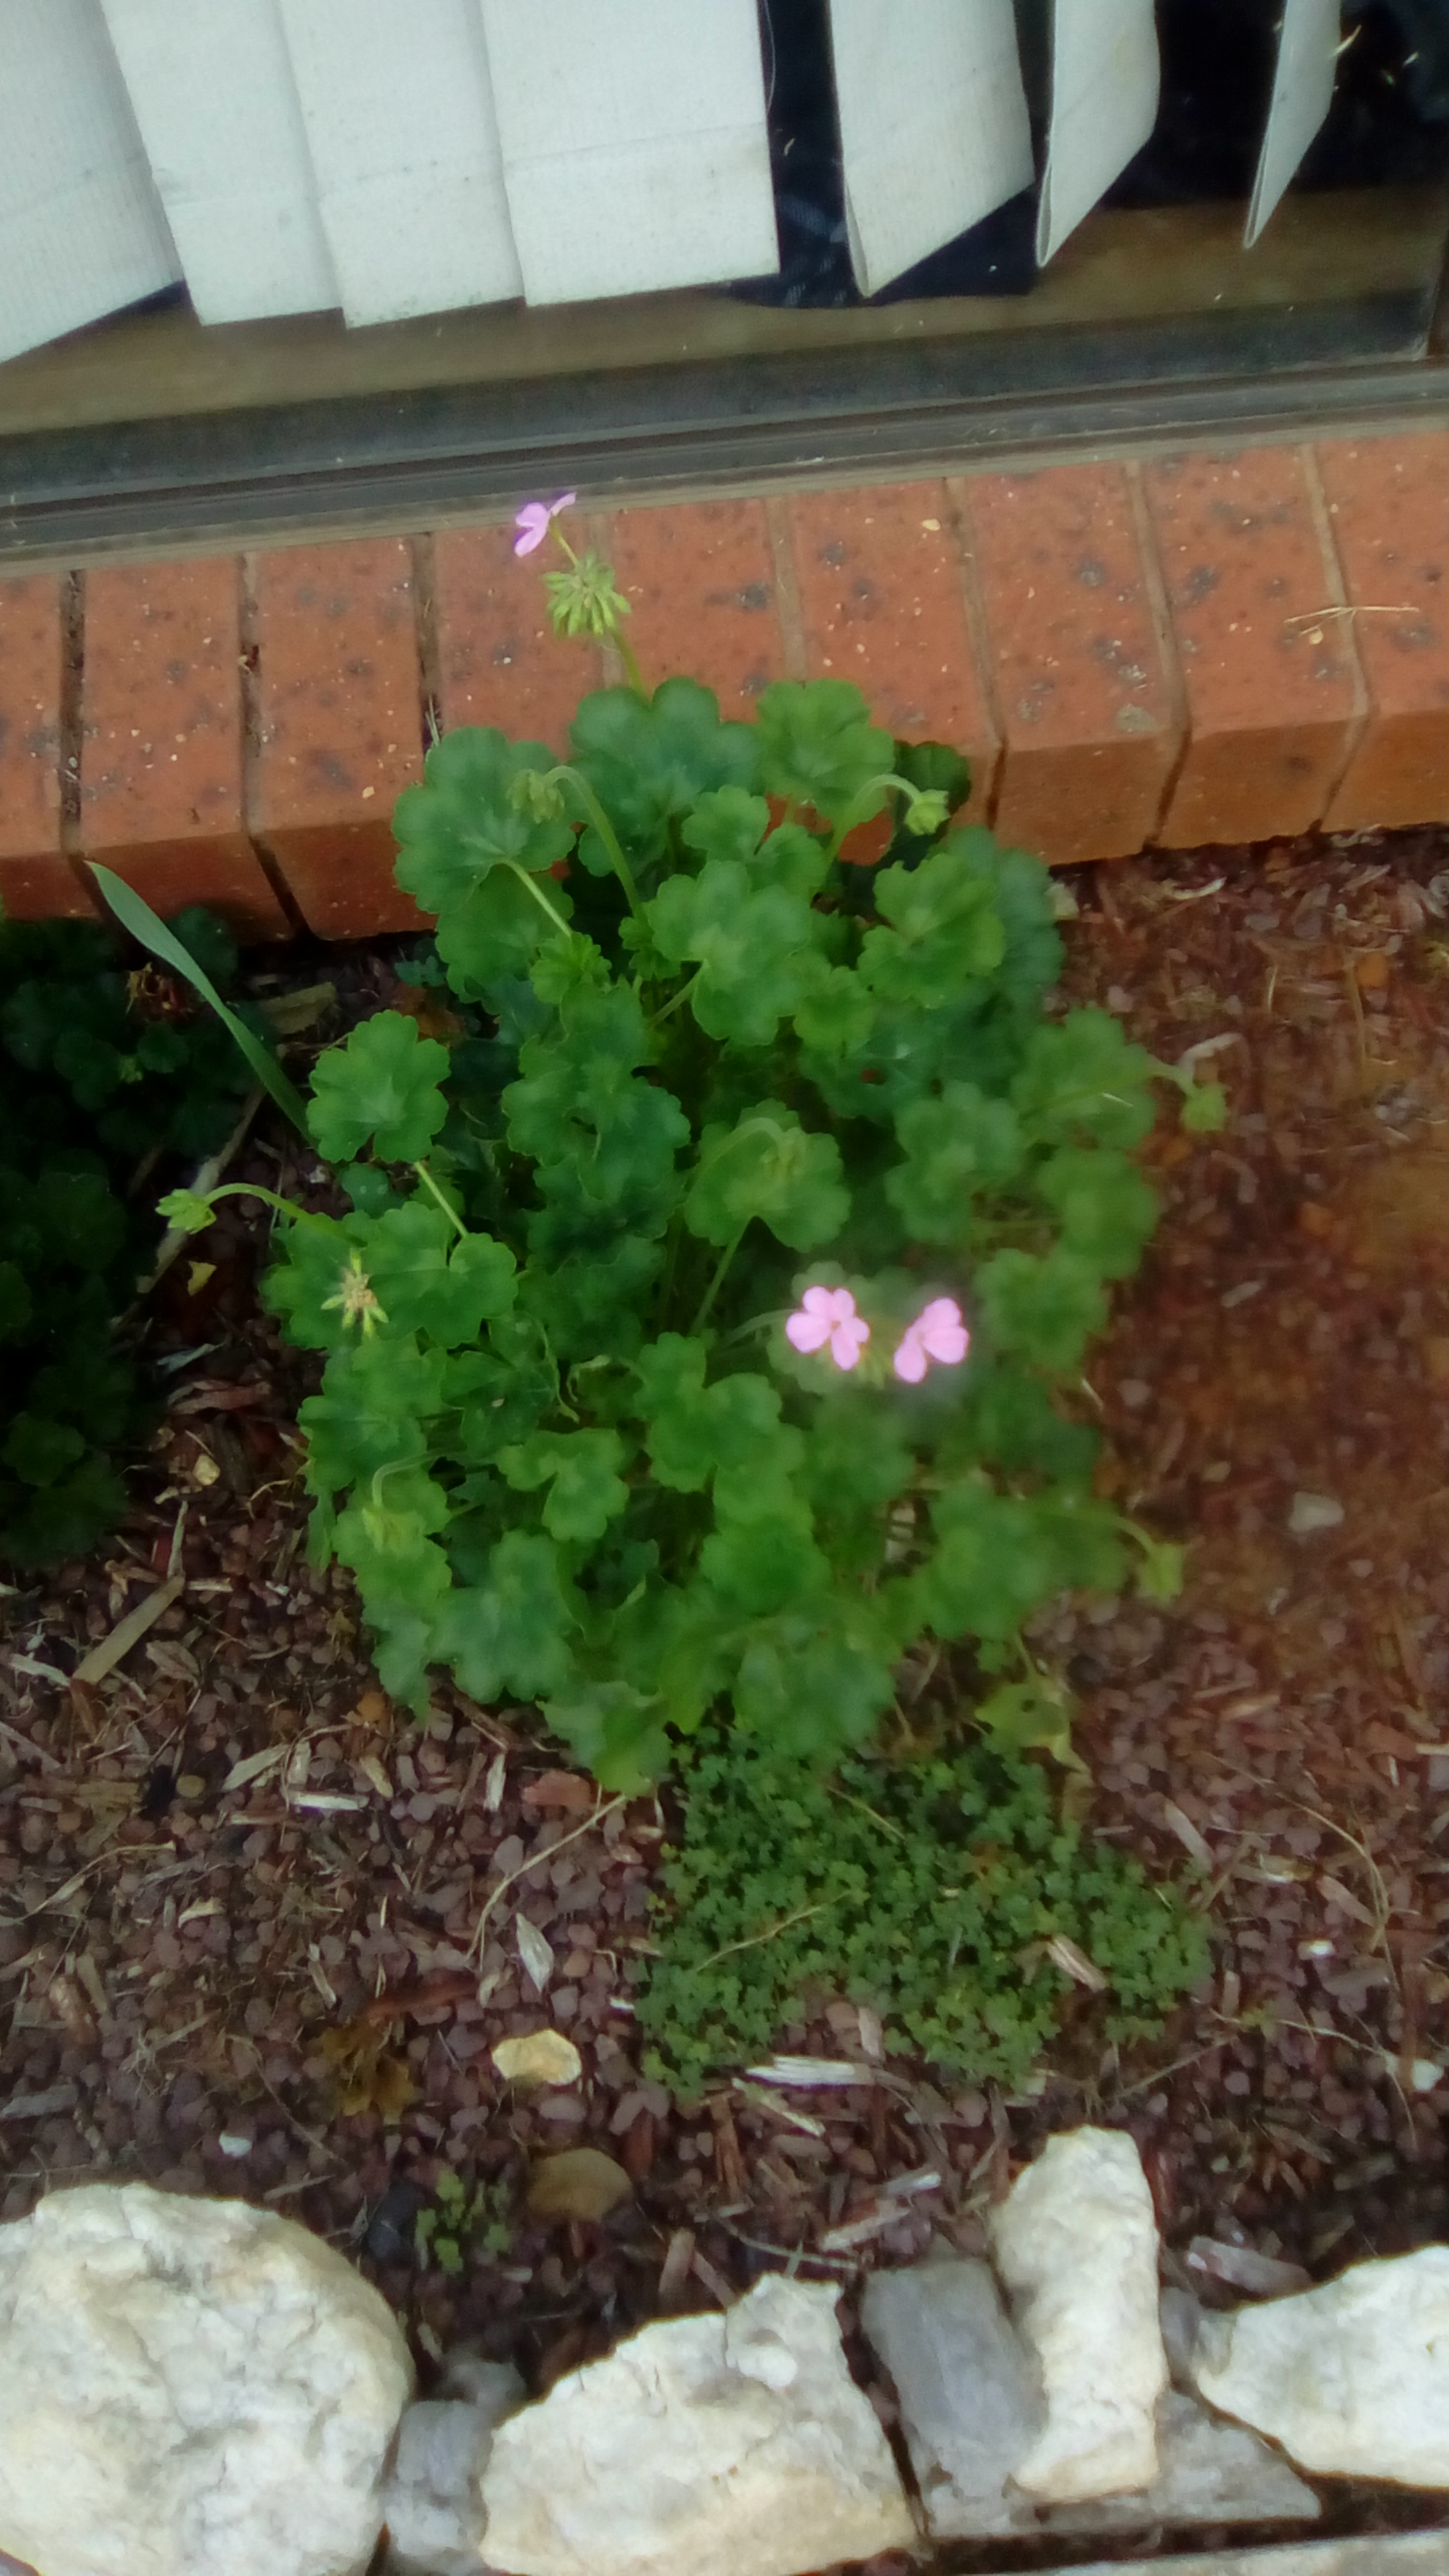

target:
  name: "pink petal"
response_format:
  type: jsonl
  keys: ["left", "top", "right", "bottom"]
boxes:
{"left": 917, "top": 1298, "right": 962, "bottom": 1334}
{"left": 786, "top": 1311, "right": 833, "bottom": 1354}
{"left": 513, "top": 502, "right": 551, "bottom": 555}
{"left": 829, "top": 1316, "right": 870, "bottom": 1369}
{"left": 549, "top": 492, "right": 578, "bottom": 518}
{"left": 892, "top": 1332, "right": 928, "bottom": 1384}
{"left": 921, "top": 1320, "right": 969, "bottom": 1365}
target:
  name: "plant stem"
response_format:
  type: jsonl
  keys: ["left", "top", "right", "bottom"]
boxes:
{"left": 191, "top": 1181, "right": 331, "bottom": 1234}
{"left": 550, "top": 768, "right": 644, "bottom": 918}
{"left": 691, "top": 1226, "right": 746, "bottom": 1334}
{"left": 615, "top": 628, "right": 649, "bottom": 702}
{"left": 413, "top": 1161, "right": 468, "bottom": 1239}
{"left": 504, "top": 859, "right": 574, "bottom": 939}
{"left": 649, "top": 967, "right": 704, "bottom": 1032}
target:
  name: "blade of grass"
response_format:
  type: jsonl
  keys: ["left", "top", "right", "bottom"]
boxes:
{"left": 88, "top": 863, "right": 310, "bottom": 1136}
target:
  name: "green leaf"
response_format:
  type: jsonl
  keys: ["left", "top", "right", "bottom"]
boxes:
{"left": 569, "top": 680, "right": 757, "bottom": 860}
{"left": 635, "top": 1341, "right": 795, "bottom": 1499}
{"left": 1134, "top": 1536, "right": 1185, "bottom": 1603}
{"left": 645, "top": 862, "right": 824, "bottom": 1048}
{"left": 431, "top": 1532, "right": 578, "bottom": 1701}
{"left": 365, "top": 1201, "right": 517, "bottom": 1345}
{"left": 700, "top": 1509, "right": 826, "bottom": 1616}
{"left": 3, "top": 1413, "right": 86, "bottom": 1489}
{"left": 733, "top": 1596, "right": 899, "bottom": 1755}
{"left": 87, "top": 864, "right": 309, "bottom": 1134}
{"left": 886, "top": 1083, "right": 1026, "bottom": 1243}
{"left": 681, "top": 789, "right": 829, "bottom": 901}
{"left": 391, "top": 728, "right": 575, "bottom": 914}
{"left": 914, "top": 1481, "right": 1065, "bottom": 1646}
{"left": 498, "top": 1428, "right": 631, "bottom": 1544}
{"left": 433, "top": 865, "right": 574, "bottom": 996}
{"left": 686, "top": 1104, "right": 849, "bottom": 1252}
{"left": 976, "top": 1246, "right": 1108, "bottom": 1372}
{"left": 307, "top": 1013, "right": 450, "bottom": 1165}
{"left": 1033, "top": 1146, "right": 1158, "bottom": 1279}
{"left": 792, "top": 966, "right": 875, "bottom": 1059}
{"left": 859, "top": 843, "right": 1006, "bottom": 1009}
{"left": 894, "top": 739, "right": 971, "bottom": 818}
{"left": 540, "top": 1679, "right": 674, "bottom": 1792}
{"left": 949, "top": 1362, "right": 1099, "bottom": 1484}
{"left": 299, "top": 1336, "right": 444, "bottom": 1495}
{"left": 0, "top": 1454, "right": 128, "bottom": 1569}
{"left": 0, "top": 1263, "right": 34, "bottom": 1343}
{"left": 755, "top": 678, "right": 894, "bottom": 824}
{"left": 973, "top": 1676, "right": 1076, "bottom": 1766}
{"left": 519, "top": 1234, "right": 664, "bottom": 1361}
{"left": 1012, "top": 1008, "right": 1157, "bottom": 1150}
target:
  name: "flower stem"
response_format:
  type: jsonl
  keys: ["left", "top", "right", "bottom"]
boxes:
{"left": 413, "top": 1161, "right": 468, "bottom": 1239}
{"left": 193, "top": 1181, "right": 331, "bottom": 1233}
{"left": 691, "top": 1226, "right": 746, "bottom": 1334}
{"left": 649, "top": 967, "right": 704, "bottom": 1032}
{"left": 615, "top": 628, "right": 649, "bottom": 703}
{"left": 504, "top": 858, "right": 573, "bottom": 938}
{"left": 548, "top": 768, "right": 643, "bottom": 918}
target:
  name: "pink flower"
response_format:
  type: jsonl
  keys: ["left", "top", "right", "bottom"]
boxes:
{"left": 513, "top": 492, "right": 577, "bottom": 557}
{"left": 893, "top": 1296, "right": 969, "bottom": 1384}
{"left": 786, "top": 1285, "right": 871, "bottom": 1372}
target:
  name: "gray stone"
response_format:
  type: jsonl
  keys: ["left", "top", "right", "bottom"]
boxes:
{"left": 1161, "top": 2286, "right": 1207, "bottom": 2388}
{"left": 1191, "top": 2247, "right": 1449, "bottom": 2487}
{"left": 861, "top": 2257, "right": 1042, "bottom": 2538}
{"left": 0, "top": 2182, "right": 413, "bottom": 2576}
{"left": 1044, "top": 2392, "right": 1320, "bottom": 2536}
{"left": 384, "top": 2365, "right": 525, "bottom": 2576}
{"left": 1035, "top": 2540, "right": 1449, "bottom": 2576}
{"left": 478, "top": 2273, "right": 915, "bottom": 2576}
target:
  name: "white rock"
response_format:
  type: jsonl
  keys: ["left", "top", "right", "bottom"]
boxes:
{"left": 1045, "top": 2391, "right": 1320, "bottom": 2534}
{"left": 0, "top": 2182, "right": 413, "bottom": 2576}
{"left": 1191, "top": 2247, "right": 1449, "bottom": 2487}
{"left": 861, "top": 2257, "right": 1042, "bottom": 2537}
{"left": 990, "top": 2125, "right": 1167, "bottom": 2502}
{"left": 478, "top": 2274, "right": 915, "bottom": 2576}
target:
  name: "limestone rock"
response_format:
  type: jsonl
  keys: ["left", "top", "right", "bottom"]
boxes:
{"left": 861, "top": 2257, "right": 1042, "bottom": 2537}
{"left": 384, "top": 2374, "right": 523, "bottom": 2576}
{"left": 0, "top": 2182, "right": 413, "bottom": 2576}
{"left": 479, "top": 2273, "right": 915, "bottom": 2576}
{"left": 990, "top": 2125, "right": 1167, "bottom": 2502}
{"left": 861, "top": 2260, "right": 1316, "bottom": 2543}
{"left": 1191, "top": 2247, "right": 1449, "bottom": 2487}
{"left": 1045, "top": 2391, "right": 1320, "bottom": 2534}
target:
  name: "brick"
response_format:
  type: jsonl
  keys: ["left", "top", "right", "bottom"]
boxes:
{"left": 250, "top": 538, "right": 424, "bottom": 937}
{"left": 0, "top": 576, "right": 85, "bottom": 919}
{"left": 786, "top": 481, "right": 1000, "bottom": 816}
{"left": 433, "top": 521, "right": 602, "bottom": 750}
{"left": 606, "top": 499, "right": 785, "bottom": 716}
{"left": 1144, "top": 445, "right": 1362, "bottom": 849}
{"left": 959, "top": 464, "right": 1177, "bottom": 865}
{"left": 78, "top": 558, "right": 289, "bottom": 941}
{"left": 1318, "top": 433, "right": 1449, "bottom": 830}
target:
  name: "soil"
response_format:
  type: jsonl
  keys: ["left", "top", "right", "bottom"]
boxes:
{"left": 6, "top": 828, "right": 1449, "bottom": 2566}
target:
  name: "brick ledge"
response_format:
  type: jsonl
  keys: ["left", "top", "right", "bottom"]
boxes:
{"left": 4, "top": 427, "right": 1449, "bottom": 938}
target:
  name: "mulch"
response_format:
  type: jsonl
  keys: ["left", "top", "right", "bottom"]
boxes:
{"left": 5, "top": 825, "right": 1449, "bottom": 2561}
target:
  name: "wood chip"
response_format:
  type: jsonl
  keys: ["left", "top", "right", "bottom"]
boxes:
{"left": 521, "top": 1770, "right": 595, "bottom": 1813}
{"left": 516, "top": 1916, "right": 555, "bottom": 1994}
{"left": 1046, "top": 1934, "right": 1109, "bottom": 1994}
{"left": 747, "top": 2057, "right": 879, "bottom": 2090}
{"left": 484, "top": 1752, "right": 507, "bottom": 1811}
{"left": 657, "top": 2227, "right": 696, "bottom": 2308}
{"left": 1161, "top": 1799, "right": 1215, "bottom": 1871}
{"left": 69, "top": 1575, "right": 184, "bottom": 1687}
{"left": 690, "top": 2247, "right": 737, "bottom": 2308}
{"left": 1187, "top": 2237, "right": 1311, "bottom": 2297}
{"left": 221, "top": 1746, "right": 286, "bottom": 1794}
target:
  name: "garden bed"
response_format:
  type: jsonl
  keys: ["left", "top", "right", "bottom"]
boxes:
{"left": 3, "top": 820, "right": 1449, "bottom": 2521}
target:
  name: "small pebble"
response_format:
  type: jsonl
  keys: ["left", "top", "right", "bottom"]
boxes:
{"left": 1289, "top": 1492, "right": 1344, "bottom": 1536}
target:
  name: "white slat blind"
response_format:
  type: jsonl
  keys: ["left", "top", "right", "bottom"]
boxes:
{"left": 0, "top": 0, "right": 180, "bottom": 365}
{"left": 278, "top": 0, "right": 522, "bottom": 326}
{"left": 1246, "top": 0, "right": 1342, "bottom": 247}
{"left": 1036, "top": 0, "right": 1161, "bottom": 264}
{"left": 827, "top": 0, "right": 1034, "bottom": 298}
{"left": 99, "top": 0, "right": 337, "bottom": 325}
{"left": 478, "top": 0, "right": 780, "bottom": 305}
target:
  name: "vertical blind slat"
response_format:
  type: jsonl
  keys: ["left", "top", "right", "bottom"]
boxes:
{"left": 827, "top": 0, "right": 1033, "bottom": 298}
{"left": 0, "top": 0, "right": 180, "bottom": 366}
{"left": 278, "top": 0, "right": 521, "bottom": 327}
{"left": 1246, "top": 0, "right": 1342, "bottom": 248}
{"left": 478, "top": 0, "right": 780, "bottom": 306}
{"left": 100, "top": 0, "right": 336, "bottom": 325}
{"left": 1036, "top": 0, "right": 1161, "bottom": 265}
